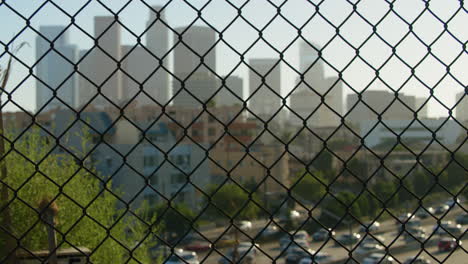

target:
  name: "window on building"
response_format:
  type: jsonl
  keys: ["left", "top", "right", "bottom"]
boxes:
{"left": 144, "top": 155, "right": 158, "bottom": 167}
{"left": 208, "top": 127, "right": 216, "bottom": 136}
{"left": 106, "top": 156, "right": 112, "bottom": 168}
{"left": 171, "top": 173, "right": 186, "bottom": 184}
{"left": 208, "top": 115, "right": 215, "bottom": 123}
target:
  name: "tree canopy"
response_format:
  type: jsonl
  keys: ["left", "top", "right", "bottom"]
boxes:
{"left": 0, "top": 127, "right": 157, "bottom": 263}
{"left": 206, "top": 183, "right": 260, "bottom": 220}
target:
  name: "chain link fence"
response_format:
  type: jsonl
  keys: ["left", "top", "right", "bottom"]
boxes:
{"left": 0, "top": 0, "right": 467, "bottom": 263}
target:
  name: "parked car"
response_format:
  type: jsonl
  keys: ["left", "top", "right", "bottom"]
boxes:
{"left": 285, "top": 247, "right": 315, "bottom": 264}
{"left": 218, "top": 247, "right": 255, "bottom": 264}
{"left": 415, "top": 207, "right": 434, "bottom": 219}
{"left": 166, "top": 250, "right": 200, "bottom": 264}
{"left": 396, "top": 213, "right": 417, "bottom": 224}
{"left": 294, "top": 230, "right": 310, "bottom": 241}
{"left": 359, "top": 221, "right": 381, "bottom": 233}
{"left": 403, "top": 256, "right": 431, "bottom": 264}
{"left": 184, "top": 238, "right": 212, "bottom": 252}
{"left": 436, "top": 225, "right": 463, "bottom": 237}
{"left": 362, "top": 235, "right": 386, "bottom": 245}
{"left": 455, "top": 214, "right": 468, "bottom": 225}
{"left": 433, "top": 221, "right": 462, "bottom": 236}
{"left": 335, "top": 233, "right": 361, "bottom": 246}
{"left": 214, "top": 235, "right": 236, "bottom": 248}
{"left": 362, "top": 253, "right": 394, "bottom": 264}
{"left": 281, "top": 238, "right": 310, "bottom": 252}
{"left": 434, "top": 204, "right": 450, "bottom": 214}
{"left": 298, "top": 252, "right": 333, "bottom": 264}
{"left": 355, "top": 243, "right": 385, "bottom": 256}
{"left": 444, "top": 197, "right": 460, "bottom": 207}
{"left": 238, "top": 220, "right": 253, "bottom": 231}
{"left": 238, "top": 241, "right": 260, "bottom": 255}
{"left": 259, "top": 224, "right": 279, "bottom": 237}
{"left": 312, "top": 228, "right": 336, "bottom": 241}
{"left": 398, "top": 218, "right": 422, "bottom": 232}
{"left": 404, "top": 229, "right": 427, "bottom": 243}
{"left": 438, "top": 237, "right": 462, "bottom": 252}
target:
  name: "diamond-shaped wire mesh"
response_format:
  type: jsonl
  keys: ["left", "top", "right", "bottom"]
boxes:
{"left": 0, "top": 0, "right": 467, "bottom": 263}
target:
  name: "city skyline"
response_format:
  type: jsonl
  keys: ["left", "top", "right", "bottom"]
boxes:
{"left": 1, "top": 0, "right": 466, "bottom": 118}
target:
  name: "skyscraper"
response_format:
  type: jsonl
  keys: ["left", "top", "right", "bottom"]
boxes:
{"left": 121, "top": 45, "right": 160, "bottom": 105}
{"left": 145, "top": 5, "right": 170, "bottom": 105}
{"left": 456, "top": 91, "right": 468, "bottom": 123}
{"left": 415, "top": 97, "right": 429, "bottom": 119}
{"left": 94, "top": 16, "right": 122, "bottom": 106}
{"left": 36, "top": 26, "right": 77, "bottom": 112}
{"left": 289, "top": 41, "right": 343, "bottom": 128}
{"left": 299, "top": 41, "right": 324, "bottom": 88}
{"left": 76, "top": 49, "right": 94, "bottom": 108}
{"left": 172, "top": 26, "right": 217, "bottom": 108}
{"left": 77, "top": 16, "right": 122, "bottom": 108}
{"left": 346, "top": 90, "right": 417, "bottom": 127}
{"left": 248, "top": 58, "right": 281, "bottom": 120}
{"left": 215, "top": 76, "right": 243, "bottom": 107}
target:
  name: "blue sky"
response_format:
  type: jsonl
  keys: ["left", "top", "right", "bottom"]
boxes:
{"left": 0, "top": 0, "right": 466, "bottom": 117}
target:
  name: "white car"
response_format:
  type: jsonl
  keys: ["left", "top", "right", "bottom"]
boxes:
{"left": 166, "top": 250, "right": 200, "bottom": 264}
{"left": 360, "top": 221, "right": 381, "bottom": 233}
{"left": 238, "top": 221, "right": 253, "bottom": 231}
{"left": 362, "top": 253, "right": 394, "bottom": 264}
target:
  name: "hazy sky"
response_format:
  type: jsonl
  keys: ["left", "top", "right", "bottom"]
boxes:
{"left": 0, "top": 0, "right": 466, "bottom": 118}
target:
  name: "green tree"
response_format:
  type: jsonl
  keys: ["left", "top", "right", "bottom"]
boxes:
{"left": 321, "top": 191, "right": 364, "bottom": 227}
{"left": 312, "top": 150, "right": 334, "bottom": 177}
{"left": 291, "top": 171, "right": 327, "bottom": 203}
{"left": 371, "top": 180, "right": 399, "bottom": 208}
{"left": 151, "top": 203, "right": 196, "bottom": 240}
{"left": 0, "top": 127, "right": 157, "bottom": 263}
{"left": 411, "top": 170, "right": 434, "bottom": 197}
{"left": 206, "top": 183, "right": 260, "bottom": 219}
{"left": 444, "top": 153, "right": 468, "bottom": 192}
{"left": 344, "top": 157, "right": 367, "bottom": 181}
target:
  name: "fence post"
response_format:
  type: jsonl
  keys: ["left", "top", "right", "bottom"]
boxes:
{"left": 39, "top": 198, "right": 59, "bottom": 264}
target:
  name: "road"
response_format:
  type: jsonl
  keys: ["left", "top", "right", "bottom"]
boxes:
{"left": 179, "top": 204, "right": 467, "bottom": 263}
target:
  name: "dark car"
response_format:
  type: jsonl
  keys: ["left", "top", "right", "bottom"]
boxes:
{"left": 438, "top": 237, "right": 461, "bottom": 252}
{"left": 285, "top": 248, "right": 314, "bottom": 264}
{"left": 312, "top": 229, "right": 336, "bottom": 241}
{"left": 335, "top": 233, "right": 361, "bottom": 246}
{"left": 415, "top": 207, "right": 434, "bottom": 219}
{"left": 404, "top": 230, "right": 427, "bottom": 243}
{"left": 437, "top": 225, "right": 463, "bottom": 237}
{"left": 455, "top": 214, "right": 468, "bottom": 225}
{"left": 434, "top": 204, "right": 450, "bottom": 215}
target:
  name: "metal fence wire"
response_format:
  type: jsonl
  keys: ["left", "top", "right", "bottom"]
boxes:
{"left": 0, "top": 0, "right": 467, "bottom": 263}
